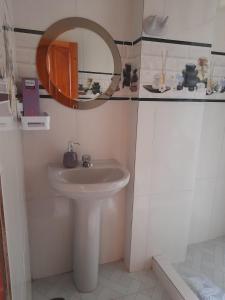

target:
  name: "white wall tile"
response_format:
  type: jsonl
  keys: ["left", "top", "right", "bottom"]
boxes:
{"left": 143, "top": 0, "right": 218, "bottom": 44}
{"left": 187, "top": 103, "right": 225, "bottom": 246}
{"left": 149, "top": 103, "right": 203, "bottom": 194}
{"left": 134, "top": 102, "right": 155, "bottom": 196}
{"left": 209, "top": 178, "right": 225, "bottom": 239}
{"left": 130, "top": 195, "right": 151, "bottom": 271}
{"left": 188, "top": 178, "right": 216, "bottom": 244}
{"left": 196, "top": 103, "right": 225, "bottom": 179}
{"left": 100, "top": 191, "right": 126, "bottom": 264}
{"left": 187, "top": 46, "right": 211, "bottom": 60}
{"left": 212, "top": 4, "right": 225, "bottom": 52}
{"left": 135, "top": 102, "right": 203, "bottom": 196}
{"left": 130, "top": 102, "right": 204, "bottom": 270}
{"left": 12, "top": 0, "right": 136, "bottom": 41}
{"left": 146, "top": 190, "right": 194, "bottom": 263}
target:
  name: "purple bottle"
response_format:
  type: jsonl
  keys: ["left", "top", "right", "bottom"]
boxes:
{"left": 22, "top": 78, "right": 40, "bottom": 116}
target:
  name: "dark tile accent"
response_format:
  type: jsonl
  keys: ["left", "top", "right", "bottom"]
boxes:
{"left": 211, "top": 51, "right": 225, "bottom": 56}
{"left": 78, "top": 70, "right": 116, "bottom": 75}
{"left": 131, "top": 97, "right": 225, "bottom": 102}
{"left": 109, "top": 97, "right": 130, "bottom": 100}
{"left": 141, "top": 36, "right": 212, "bottom": 48}
{"left": 14, "top": 27, "right": 44, "bottom": 35}
{"left": 39, "top": 95, "right": 130, "bottom": 100}
{"left": 40, "top": 95, "right": 52, "bottom": 98}
{"left": 133, "top": 37, "right": 142, "bottom": 45}
{"left": 114, "top": 40, "right": 132, "bottom": 45}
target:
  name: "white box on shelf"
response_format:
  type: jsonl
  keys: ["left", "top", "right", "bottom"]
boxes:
{"left": 21, "top": 113, "right": 50, "bottom": 131}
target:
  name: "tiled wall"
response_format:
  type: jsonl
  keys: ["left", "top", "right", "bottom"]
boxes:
{"left": 127, "top": 102, "right": 225, "bottom": 268}
{"left": 174, "top": 1, "right": 225, "bottom": 248}
{"left": 10, "top": 0, "right": 225, "bottom": 278}
{"left": 136, "top": 0, "right": 225, "bottom": 101}
{"left": 142, "top": 0, "right": 217, "bottom": 44}
{"left": 0, "top": 1, "right": 31, "bottom": 298}
{"left": 126, "top": 0, "right": 225, "bottom": 272}
{"left": 189, "top": 103, "right": 225, "bottom": 244}
{"left": 129, "top": 102, "right": 204, "bottom": 271}
{"left": 139, "top": 41, "right": 225, "bottom": 100}
{"left": 11, "top": 0, "right": 139, "bottom": 279}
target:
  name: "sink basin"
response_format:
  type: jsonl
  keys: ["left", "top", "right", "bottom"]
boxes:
{"left": 48, "top": 159, "right": 130, "bottom": 292}
{"left": 48, "top": 160, "right": 130, "bottom": 201}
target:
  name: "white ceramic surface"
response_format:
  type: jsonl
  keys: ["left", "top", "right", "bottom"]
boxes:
{"left": 48, "top": 159, "right": 130, "bottom": 292}
{"left": 0, "top": 127, "right": 32, "bottom": 300}
{"left": 14, "top": 0, "right": 134, "bottom": 276}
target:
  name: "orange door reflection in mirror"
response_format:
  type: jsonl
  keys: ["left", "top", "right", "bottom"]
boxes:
{"left": 47, "top": 41, "right": 78, "bottom": 99}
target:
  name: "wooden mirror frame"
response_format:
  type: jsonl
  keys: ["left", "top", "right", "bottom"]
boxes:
{"left": 36, "top": 17, "right": 122, "bottom": 110}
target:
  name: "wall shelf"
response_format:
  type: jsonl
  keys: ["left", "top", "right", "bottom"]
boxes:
{"left": 21, "top": 113, "right": 50, "bottom": 131}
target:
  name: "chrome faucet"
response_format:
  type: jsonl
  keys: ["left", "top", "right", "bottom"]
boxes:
{"left": 82, "top": 154, "right": 93, "bottom": 168}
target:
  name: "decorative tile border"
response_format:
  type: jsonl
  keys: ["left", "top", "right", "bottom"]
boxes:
{"left": 14, "top": 27, "right": 225, "bottom": 102}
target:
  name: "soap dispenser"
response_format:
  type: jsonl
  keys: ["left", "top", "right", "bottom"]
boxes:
{"left": 63, "top": 141, "right": 79, "bottom": 168}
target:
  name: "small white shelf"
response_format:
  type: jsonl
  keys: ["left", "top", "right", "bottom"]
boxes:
{"left": 21, "top": 113, "right": 50, "bottom": 131}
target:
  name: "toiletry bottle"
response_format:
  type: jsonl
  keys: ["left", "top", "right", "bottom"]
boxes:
{"left": 63, "top": 141, "right": 80, "bottom": 168}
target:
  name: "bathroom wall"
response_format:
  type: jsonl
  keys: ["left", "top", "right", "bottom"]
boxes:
{"left": 138, "top": 0, "right": 225, "bottom": 101}
{"left": 11, "top": 0, "right": 138, "bottom": 279}
{"left": 189, "top": 4, "right": 225, "bottom": 245}
{"left": 0, "top": 0, "right": 31, "bottom": 299}
{"left": 127, "top": 0, "right": 225, "bottom": 272}
{"left": 12, "top": 0, "right": 225, "bottom": 279}
{"left": 129, "top": 102, "right": 204, "bottom": 271}
{"left": 189, "top": 103, "right": 225, "bottom": 244}
{"left": 143, "top": 0, "right": 217, "bottom": 43}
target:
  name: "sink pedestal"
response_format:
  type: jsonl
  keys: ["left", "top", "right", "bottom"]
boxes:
{"left": 73, "top": 200, "right": 101, "bottom": 292}
{"left": 48, "top": 160, "right": 130, "bottom": 293}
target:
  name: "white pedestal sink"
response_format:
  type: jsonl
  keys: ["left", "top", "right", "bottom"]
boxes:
{"left": 48, "top": 159, "right": 130, "bottom": 292}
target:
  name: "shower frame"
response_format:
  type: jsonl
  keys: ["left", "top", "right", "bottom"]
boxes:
{"left": 0, "top": 178, "right": 11, "bottom": 300}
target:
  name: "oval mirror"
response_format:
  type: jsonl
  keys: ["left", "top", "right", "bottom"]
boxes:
{"left": 36, "top": 17, "right": 122, "bottom": 110}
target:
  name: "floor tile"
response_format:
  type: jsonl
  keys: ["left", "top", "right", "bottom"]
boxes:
{"left": 32, "top": 261, "right": 170, "bottom": 300}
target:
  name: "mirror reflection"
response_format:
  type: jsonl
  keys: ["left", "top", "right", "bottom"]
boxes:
{"left": 46, "top": 28, "right": 114, "bottom": 101}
